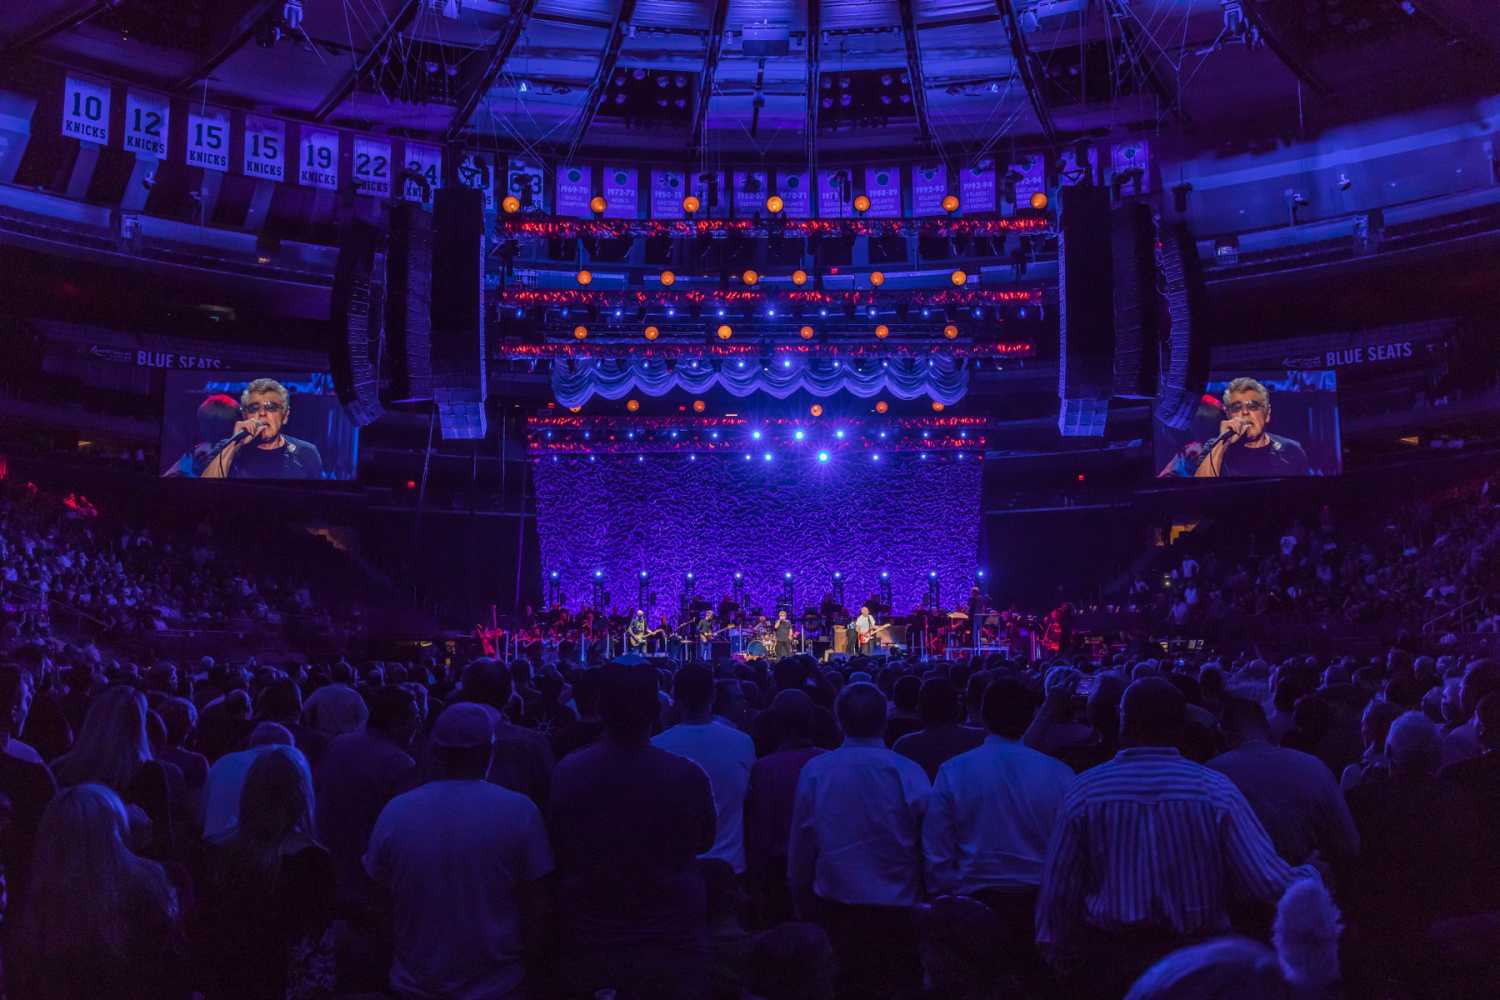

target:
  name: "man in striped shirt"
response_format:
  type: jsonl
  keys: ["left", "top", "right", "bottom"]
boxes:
{"left": 1036, "top": 677, "right": 1318, "bottom": 993}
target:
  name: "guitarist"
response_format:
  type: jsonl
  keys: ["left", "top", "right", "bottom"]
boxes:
{"left": 628, "top": 610, "right": 650, "bottom": 652}
{"left": 854, "top": 605, "right": 880, "bottom": 655}
{"left": 697, "top": 610, "right": 717, "bottom": 663}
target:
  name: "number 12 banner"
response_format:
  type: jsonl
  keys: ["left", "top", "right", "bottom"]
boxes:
{"left": 123, "top": 90, "right": 168, "bottom": 159}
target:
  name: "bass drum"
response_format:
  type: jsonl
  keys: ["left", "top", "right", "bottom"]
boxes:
{"left": 746, "top": 639, "right": 769, "bottom": 659}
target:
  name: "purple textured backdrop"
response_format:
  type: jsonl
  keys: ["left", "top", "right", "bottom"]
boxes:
{"left": 533, "top": 453, "right": 982, "bottom": 617}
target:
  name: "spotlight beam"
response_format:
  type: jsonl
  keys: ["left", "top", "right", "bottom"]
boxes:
{"left": 994, "top": 1, "right": 1057, "bottom": 151}
{"left": 564, "top": 0, "right": 641, "bottom": 163}
{"left": 897, "top": 0, "right": 934, "bottom": 151}
{"left": 690, "top": 0, "right": 731, "bottom": 157}
{"left": 442, "top": 0, "right": 542, "bottom": 135}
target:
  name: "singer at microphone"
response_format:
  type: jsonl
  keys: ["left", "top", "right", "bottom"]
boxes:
{"left": 1194, "top": 377, "right": 1308, "bottom": 478}
{"left": 198, "top": 377, "right": 324, "bottom": 479}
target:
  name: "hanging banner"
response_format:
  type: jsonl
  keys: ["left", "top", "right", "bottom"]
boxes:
{"left": 911, "top": 163, "right": 948, "bottom": 216}
{"left": 299, "top": 128, "right": 339, "bottom": 190}
{"left": 732, "top": 170, "right": 768, "bottom": 216}
{"left": 818, "top": 168, "right": 856, "bottom": 218}
{"left": 689, "top": 171, "right": 723, "bottom": 216}
{"left": 186, "top": 107, "right": 230, "bottom": 172}
{"left": 243, "top": 116, "right": 285, "bottom": 182}
{"left": 1059, "top": 144, "right": 1099, "bottom": 187}
{"left": 352, "top": 135, "right": 392, "bottom": 197}
{"left": 1010, "top": 152, "right": 1046, "bottom": 209}
{"left": 458, "top": 150, "right": 496, "bottom": 210}
{"left": 960, "top": 159, "right": 996, "bottom": 213}
{"left": 123, "top": 89, "right": 168, "bottom": 159}
{"left": 556, "top": 164, "right": 593, "bottom": 218}
{"left": 62, "top": 74, "right": 111, "bottom": 144}
{"left": 505, "top": 156, "right": 545, "bottom": 212}
{"left": 650, "top": 168, "right": 685, "bottom": 218}
{"left": 864, "top": 165, "right": 901, "bottom": 217}
{"left": 602, "top": 165, "right": 638, "bottom": 219}
{"left": 775, "top": 170, "right": 811, "bottom": 218}
{"left": 404, "top": 142, "right": 440, "bottom": 203}
{"left": 1111, "top": 139, "right": 1151, "bottom": 195}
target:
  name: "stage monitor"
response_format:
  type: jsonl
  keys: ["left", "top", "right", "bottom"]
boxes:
{"left": 1153, "top": 370, "right": 1341, "bottom": 479}
{"left": 159, "top": 371, "right": 359, "bottom": 481}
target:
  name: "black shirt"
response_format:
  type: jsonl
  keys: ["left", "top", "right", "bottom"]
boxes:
{"left": 207, "top": 435, "right": 324, "bottom": 480}
{"left": 1219, "top": 432, "right": 1310, "bottom": 477}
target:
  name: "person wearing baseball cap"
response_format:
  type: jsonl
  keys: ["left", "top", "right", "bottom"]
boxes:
{"left": 364, "top": 703, "right": 554, "bottom": 999}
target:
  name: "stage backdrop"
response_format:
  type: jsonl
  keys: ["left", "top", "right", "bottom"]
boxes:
{"left": 534, "top": 453, "right": 982, "bottom": 619}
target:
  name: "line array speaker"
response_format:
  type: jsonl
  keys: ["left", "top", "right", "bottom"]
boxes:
{"left": 329, "top": 219, "right": 385, "bottom": 427}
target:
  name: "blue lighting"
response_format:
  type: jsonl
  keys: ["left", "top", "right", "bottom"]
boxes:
{"left": 834, "top": 571, "right": 842, "bottom": 578}
{"left": 752, "top": 430, "right": 762, "bottom": 440}
{"left": 794, "top": 429, "right": 805, "bottom": 441}
{"left": 546, "top": 431, "right": 553, "bottom": 438}
{"left": 1018, "top": 307, "right": 1028, "bottom": 318}
{"left": 738, "top": 360, "right": 747, "bottom": 369}
{"left": 872, "top": 452, "right": 881, "bottom": 462}
{"left": 594, "top": 570, "right": 602, "bottom": 578}
{"left": 784, "top": 572, "right": 792, "bottom": 579}
{"left": 637, "top": 455, "right": 644, "bottom": 462}
{"left": 782, "top": 359, "right": 792, "bottom": 368}
{"left": 957, "top": 452, "right": 966, "bottom": 460}
{"left": 687, "top": 572, "right": 694, "bottom": 578}
{"left": 920, "top": 452, "right": 928, "bottom": 459}
{"left": 922, "top": 431, "right": 930, "bottom": 439}
{"left": 817, "top": 450, "right": 830, "bottom": 462}
{"left": 735, "top": 572, "right": 743, "bottom": 579}
{"left": 867, "top": 307, "right": 877, "bottom": 317}
{"left": 583, "top": 431, "right": 590, "bottom": 439}
{"left": 819, "top": 308, "right": 828, "bottom": 317}
{"left": 561, "top": 308, "right": 570, "bottom": 317}
{"left": 689, "top": 453, "right": 697, "bottom": 461}
{"left": 550, "top": 571, "right": 559, "bottom": 578}
{"left": 763, "top": 452, "right": 773, "bottom": 462}
{"left": 744, "top": 453, "right": 752, "bottom": 460}
{"left": 835, "top": 429, "right": 846, "bottom": 440}
{"left": 881, "top": 571, "right": 889, "bottom": 579}
{"left": 977, "top": 569, "right": 986, "bottom": 578}
{"left": 640, "top": 571, "right": 648, "bottom": 578}
{"left": 710, "top": 431, "right": 719, "bottom": 439}
{"left": 588, "top": 455, "right": 596, "bottom": 462}
{"left": 670, "top": 431, "right": 678, "bottom": 438}
{"left": 515, "top": 308, "right": 524, "bottom": 318}
{"left": 972, "top": 307, "right": 982, "bottom": 318}
{"left": 768, "top": 308, "right": 777, "bottom": 317}
{"left": 878, "top": 431, "right": 886, "bottom": 439}
{"left": 959, "top": 431, "right": 968, "bottom": 439}
{"left": 717, "top": 308, "right": 726, "bottom": 317}
{"left": 921, "top": 308, "right": 930, "bottom": 318}
{"left": 667, "top": 307, "right": 676, "bottom": 317}
{"left": 614, "top": 308, "right": 622, "bottom": 318}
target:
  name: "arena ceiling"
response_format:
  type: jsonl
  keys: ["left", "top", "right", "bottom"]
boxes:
{"left": 3, "top": 1, "right": 1498, "bottom": 161}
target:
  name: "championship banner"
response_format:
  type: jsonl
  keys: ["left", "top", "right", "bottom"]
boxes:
{"left": 62, "top": 74, "right": 110, "bottom": 144}
{"left": 817, "top": 168, "right": 856, "bottom": 218}
{"left": 1059, "top": 144, "right": 1099, "bottom": 187}
{"left": 352, "top": 136, "right": 392, "bottom": 197}
{"left": 556, "top": 164, "right": 593, "bottom": 217}
{"left": 864, "top": 165, "right": 901, "bottom": 217}
{"left": 404, "top": 142, "right": 441, "bottom": 203}
{"left": 689, "top": 171, "right": 722, "bottom": 216}
{"left": 458, "top": 150, "right": 497, "bottom": 210}
{"left": 1111, "top": 139, "right": 1151, "bottom": 195}
{"left": 299, "top": 128, "right": 339, "bottom": 190}
{"left": 186, "top": 107, "right": 231, "bottom": 172}
{"left": 960, "top": 159, "right": 996, "bottom": 213}
{"left": 123, "top": 89, "right": 168, "bottom": 159}
{"left": 650, "top": 168, "right": 685, "bottom": 218}
{"left": 505, "top": 156, "right": 545, "bottom": 212}
{"left": 732, "top": 170, "right": 768, "bottom": 216}
{"left": 1011, "top": 152, "right": 1046, "bottom": 206}
{"left": 775, "top": 170, "right": 811, "bottom": 218}
{"left": 243, "top": 116, "right": 286, "bottom": 182}
{"left": 911, "top": 163, "right": 947, "bottom": 216}
{"left": 602, "top": 166, "right": 638, "bottom": 219}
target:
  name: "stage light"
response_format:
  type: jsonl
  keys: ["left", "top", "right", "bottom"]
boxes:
{"left": 644, "top": 325, "right": 660, "bottom": 341}
{"left": 576, "top": 269, "right": 593, "bottom": 286}
{"left": 834, "top": 571, "right": 841, "bottom": 578}
{"left": 573, "top": 325, "right": 588, "bottom": 340}
{"left": 950, "top": 269, "right": 967, "bottom": 286}
{"left": 943, "top": 324, "right": 959, "bottom": 339}
{"left": 752, "top": 430, "right": 762, "bottom": 440}
{"left": 626, "top": 399, "right": 640, "bottom": 412}
{"left": 799, "top": 325, "right": 815, "bottom": 340}
{"left": 741, "top": 269, "right": 758, "bottom": 286}
{"left": 501, "top": 195, "right": 521, "bottom": 214}
{"left": 875, "top": 324, "right": 889, "bottom": 339}
{"left": 932, "top": 401, "right": 945, "bottom": 412}
{"left": 819, "top": 308, "right": 828, "bottom": 317}
{"left": 717, "top": 324, "right": 733, "bottom": 340}
{"left": 919, "top": 452, "right": 928, "bottom": 459}
{"left": 660, "top": 269, "right": 675, "bottom": 286}
{"left": 810, "top": 403, "right": 823, "bottom": 417}
{"left": 682, "top": 195, "right": 700, "bottom": 214}
{"left": 744, "top": 453, "right": 752, "bottom": 460}
{"left": 569, "top": 405, "right": 582, "bottom": 413}
{"left": 853, "top": 194, "right": 871, "bottom": 214}
{"left": 794, "top": 429, "right": 806, "bottom": 441}
{"left": 872, "top": 453, "right": 881, "bottom": 461}
{"left": 835, "top": 429, "right": 845, "bottom": 439}
{"left": 792, "top": 269, "right": 808, "bottom": 286}
{"left": 763, "top": 452, "right": 773, "bottom": 462}
{"left": 881, "top": 571, "right": 889, "bottom": 578}
{"left": 689, "top": 454, "right": 697, "bottom": 461}
{"left": 405, "top": 479, "right": 416, "bottom": 489}
{"left": 735, "top": 571, "right": 743, "bottom": 579}
{"left": 875, "top": 400, "right": 888, "bottom": 414}
{"left": 716, "top": 308, "right": 726, "bottom": 317}
{"left": 869, "top": 270, "right": 885, "bottom": 287}
{"left": 1030, "top": 191, "right": 1049, "bottom": 210}
{"left": 768, "top": 308, "right": 777, "bottom": 318}
{"left": 942, "top": 194, "right": 960, "bottom": 213}
{"left": 640, "top": 570, "right": 648, "bottom": 578}
{"left": 766, "top": 194, "right": 784, "bottom": 214}
{"left": 590, "top": 196, "right": 607, "bottom": 215}
{"left": 929, "top": 571, "right": 937, "bottom": 578}
{"left": 817, "top": 450, "right": 830, "bottom": 462}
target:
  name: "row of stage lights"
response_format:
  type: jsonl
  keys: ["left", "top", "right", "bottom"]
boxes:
{"left": 574, "top": 267, "right": 981, "bottom": 290}
{"left": 555, "top": 569, "right": 986, "bottom": 587}
{"left": 501, "top": 190, "right": 1050, "bottom": 218}
{"left": 557, "top": 398, "right": 948, "bottom": 416}
{"left": 548, "top": 449, "right": 975, "bottom": 463}
{"left": 567, "top": 319, "right": 965, "bottom": 342}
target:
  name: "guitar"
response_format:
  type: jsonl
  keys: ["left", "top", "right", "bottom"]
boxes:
{"left": 628, "top": 627, "right": 666, "bottom": 649}
{"left": 856, "top": 623, "right": 892, "bottom": 644}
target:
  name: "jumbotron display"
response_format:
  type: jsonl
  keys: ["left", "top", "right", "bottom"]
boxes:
{"left": 1154, "top": 370, "right": 1342, "bottom": 479}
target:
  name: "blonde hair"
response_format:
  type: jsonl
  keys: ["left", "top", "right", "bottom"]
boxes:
{"left": 240, "top": 377, "right": 290, "bottom": 410}
{"left": 52, "top": 686, "right": 153, "bottom": 793}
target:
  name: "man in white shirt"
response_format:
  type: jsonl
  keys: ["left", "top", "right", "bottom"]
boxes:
{"left": 788, "top": 682, "right": 929, "bottom": 998}
{"left": 301, "top": 661, "right": 368, "bottom": 737}
{"left": 652, "top": 666, "right": 755, "bottom": 873}
{"left": 365, "top": 703, "right": 554, "bottom": 1000}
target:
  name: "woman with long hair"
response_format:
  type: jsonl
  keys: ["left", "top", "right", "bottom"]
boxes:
{"left": 9, "top": 784, "right": 188, "bottom": 1000}
{"left": 195, "top": 745, "right": 335, "bottom": 1000}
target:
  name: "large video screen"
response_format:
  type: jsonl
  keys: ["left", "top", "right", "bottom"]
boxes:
{"left": 159, "top": 372, "right": 359, "bottom": 480}
{"left": 1154, "top": 370, "right": 1341, "bottom": 479}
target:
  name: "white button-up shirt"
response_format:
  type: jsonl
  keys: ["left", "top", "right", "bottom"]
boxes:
{"left": 787, "top": 737, "right": 930, "bottom": 907}
{"left": 923, "top": 734, "right": 1075, "bottom": 896}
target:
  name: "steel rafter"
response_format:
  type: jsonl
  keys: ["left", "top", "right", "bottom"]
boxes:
{"left": 897, "top": 0, "right": 934, "bottom": 150}
{"left": 562, "top": 0, "right": 639, "bottom": 162}
{"left": 995, "top": 0, "right": 1058, "bottom": 150}
{"left": 689, "top": 0, "right": 730, "bottom": 156}
{"left": 315, "top": 0, "right": 425, "bottom": 121}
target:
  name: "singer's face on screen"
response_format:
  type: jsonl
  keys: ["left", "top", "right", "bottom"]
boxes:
{"left": 242, "top": 389, "right": 288, "bottom": 443}
{"left": 1224, "top": 388, "right": 1269, "bottom": 442}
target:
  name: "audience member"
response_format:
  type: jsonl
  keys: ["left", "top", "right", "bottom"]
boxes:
{"left": 892, "top": 676, "right": 984, "bottom": 780}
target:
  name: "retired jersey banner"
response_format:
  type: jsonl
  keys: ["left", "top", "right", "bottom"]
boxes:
{"left": 864, "top": 166, "right": 901, "bottom": 217}
{"left": 732, "top": 171, "right": 768, "bottom": 216}
{"left": 403, "top": 142, "right": 440, "bottom": 202}
{"left": 299, "top": 128, "right": 339, "bottom": 190}
{"left": 556, "top": 164, "right": 593, "bottom": 218}
{"left": 960, "top": 159, "right": 996, "bottom": 213}
{"left": 1111, "top": 139, "right": 1151, "bottom": 194}
{"left": 243, "top": 116, "right": 285, "bottom": 182}
{"left": 911, "top": 163, "right": 948, "bottom": 216}
{"left": 62, "top": 75, "right": 110, "bottom": 144}
{"left": 775, "top": 170, "right": 810, "bottom": 218}
{"left": 123, "top": 89, "right": 168, "bottom": 159}
{"left": 651, "top": 168, "right": 686, "bottom": 218}
{"left": 186, "top": 108, "right": 231, "bottom": 172}
{"left": 602, "top": 166, "right": 638, "bottom": 219}
{"left": 818, "top": 168, "right": 856, "bottom": 218}
{"left": 505, "top": 157, "right": 545, "bottom": 212}
{"left": 1010, "top": 152, "right": 1047, "bottom": 207}
{"left": 458, "top": 150, "right": 496, "bottom": 210}
{"left": 352, "top": 136, "right": 392, "bottom": 197}
{"left": 689, "top": 171, "right": 722, "bottom": 216}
